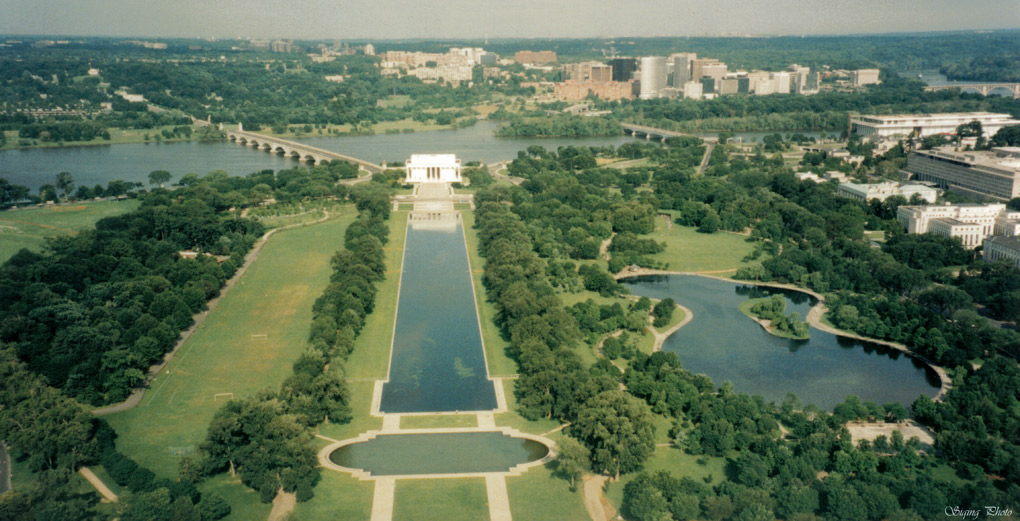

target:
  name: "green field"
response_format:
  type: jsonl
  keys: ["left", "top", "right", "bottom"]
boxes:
{"left": 647, "top": 219, "right": 758, "bottom": 274}
{"left": 506, "top": 464, "right": 589, "bottom": 521}
{"left": 393, "top": 478, "right": 490, "bottom": 521}
{"left": 0, "top": 200, "right": 139, "bottom": 263}
{"left": 104, "top": 212, "right": 356, "bottom": 488}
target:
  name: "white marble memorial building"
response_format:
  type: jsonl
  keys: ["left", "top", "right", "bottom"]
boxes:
{"left": 405, "top": 154, "right": 462, "bottom": 183}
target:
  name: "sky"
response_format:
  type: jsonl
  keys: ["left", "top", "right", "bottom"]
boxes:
{"left": 0, "top": 0, "right": 1017, "bottom": 40}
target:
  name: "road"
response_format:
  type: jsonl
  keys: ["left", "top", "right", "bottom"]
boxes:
{"left": 0, "top": 440, "right": 11, "bottom": 494}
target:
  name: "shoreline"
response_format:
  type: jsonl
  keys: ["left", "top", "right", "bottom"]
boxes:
{"left": 616, "top": 268, "right": 953, "bottom": 401}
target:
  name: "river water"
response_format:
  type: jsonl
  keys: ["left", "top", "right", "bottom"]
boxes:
{"left": 0, "top": 121, "right": 635, "bottom": 192}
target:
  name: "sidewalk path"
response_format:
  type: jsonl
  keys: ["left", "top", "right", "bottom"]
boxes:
{"left": 78, "top": 467, "right": 117, "bottom": 502}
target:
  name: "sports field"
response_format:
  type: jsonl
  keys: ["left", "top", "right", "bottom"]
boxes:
{"left": 105, "top": 211, "right": 356, "bottom": 487}
{"left": 0, "top": 200, "right": 139, "bottom": 263}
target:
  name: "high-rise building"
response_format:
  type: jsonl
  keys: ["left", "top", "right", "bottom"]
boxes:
{"left": 700, "top": 77, "right": 716, "bottom": 95}
{"left": 700, "top": 63, "right": 728, "bottom": 86}
{"left": 670, "top": 53, "right": 696, "bottom": 87}
{"left": 638, "top": 56, "right": 667, "bottom": 100}
{"left": 691, "top": 58, "right": 720, "bottom": 83}
{"left": 683, "top": 81, "right": 704, "bottom": 100}
{"left": 608, "top": 58, "right": 637, "bottom": 82}
{"left": 562, "top": 62, "right": 612, "bottom": 83}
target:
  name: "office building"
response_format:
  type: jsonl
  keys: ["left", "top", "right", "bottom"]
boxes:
{"left": 670, "top": 53, "right": 696, "bottom": 87}
{"left": 851, "top": 69, "right": 881, "bottom": 86}
{"left": 683, "top": 81, "right": 703, "bottom": 100}
{"left": 691, "top": 58, "right": 720, "bottom": 83}
{"left": 554, "top": 80, "right": 636, "bottom": 101}
{"left": 983, "top": 236, "right": 1020, "bottom": 267}
{"left": 700, "top": 63, "right": 728, "bottom": 86}
{"left": 836, "top": 182, "right": 938, "bottom": 203}
{"left": 608, "top": 58, "right": 637, "bottom": 82}
{"left": 904, "top": 147, "right": 1020, "bottom": 201}
{"left": 772, "top": 71, "right": 792, "bottom": 94}
{"left": 700, "top": 77, "right": 716, "bottom": 95}
{"left": 562, "top": 62, "right": 613, "bottom": 83}
{"left": 514, "top": 50, "right": 557, "bottom": 64}
{"left": 639, "top": 56, "right": 667, "bottom": 99}
{"left": 851, "top": 112, "right": 1020, "bottom": 138}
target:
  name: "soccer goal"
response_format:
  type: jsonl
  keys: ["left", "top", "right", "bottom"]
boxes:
{"left": 250, "top": 334, "right": 268, "bottom": 341}
{"left": 213, "top": 392, "right": 234, "bottom": 401}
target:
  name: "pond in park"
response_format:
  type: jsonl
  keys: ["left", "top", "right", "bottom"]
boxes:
{"left": 621, "top": 275, "right": 942, "bottom": 410}
{"left": 378, "top": 214, "right": 497, "bottom": 413}
{"left": 329, "top": 432, "right": 549, "bottom": 476}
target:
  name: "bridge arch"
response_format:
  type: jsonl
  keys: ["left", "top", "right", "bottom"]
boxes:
{"left": 275, "top": 146, "right": 288, "bottom": 156}
{"left": 289, "top": 150, "right": 302, "bottom": 160}
{"left": 960, "top": 86, "right": 984, "bottom": 96}
{"left": 987, "top": 86, "right": 1016, "bottom": 98}
{"left": 304, "top": 155, "right": 317, "bottom": 164}
{"left": 261, "top": 143, "right": 273, "bottom": 151}
{"left": 249, "top": 140, "right": 260, "bottom": 148}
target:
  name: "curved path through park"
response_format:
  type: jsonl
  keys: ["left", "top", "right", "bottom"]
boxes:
{"left": 93, "top": 210, "right": 336, "bottom": 416}
{"left": 582, "top": 474, "right": 615, "bottom": 521}
{"left": 614, "top": 268, "right": 952, "bottom": 401}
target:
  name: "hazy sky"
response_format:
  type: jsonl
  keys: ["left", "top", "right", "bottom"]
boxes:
{"left": 0, "top": 0, "right": 1017, "bottom": 39}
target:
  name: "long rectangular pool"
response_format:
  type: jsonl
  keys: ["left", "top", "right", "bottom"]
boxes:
{"left": 379, "top": 213, "right": 498, "bottom": 413}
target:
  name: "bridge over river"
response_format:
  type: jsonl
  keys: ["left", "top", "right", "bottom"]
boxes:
{"left": 922, "top": 82, "right": 1020, "bottom": 99}
{"left": 225, "top": 126, "right": 385, "bottom": 173}
{"left": 622, "top": 123, "right": 719, "bottom": 143}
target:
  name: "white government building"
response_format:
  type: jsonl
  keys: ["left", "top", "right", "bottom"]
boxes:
{"left": 405, "top": 154, "right": 462, "bottom": 183}
{"left": 984, "top": 236, "right": 1020, "bottom": 268}
{"left": 851, "top": 112, "right": 1020, "bottom": 138}
{"left": 897, "top": 203, "right": 1020, "bottom": 249}
{"left": 836, "top": 182, "right": 938, "bottom": 203}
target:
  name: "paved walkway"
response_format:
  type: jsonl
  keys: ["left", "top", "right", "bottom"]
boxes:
{"left": 267, "top": 490, "right": 296, "bottom": 521}
{"left": 582, "top": 475, "right": 615, "bottom": 521}
{"left": 78, "top": 467, "right": 117, "bottom": 502}
{"left": 486, "top": 475, "right": 513, "bottom": 521}
{"left": 371, "top": 478, "right": 396, "bottom": 521}
{"left": 93, "top": 210, "right": 336, "bottom": 416}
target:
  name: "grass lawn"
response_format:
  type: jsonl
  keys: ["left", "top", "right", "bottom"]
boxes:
{"left": 646, "top": 219, "right": 758, "bottom": 274}
{"left": 506, "top": 464, "right": 589, "bottom": 521}
{"left": 104, "top": 213, "right": 357, "bottom": 481}
{"left": 0, "top": 199, "right": 140, "bottom": 263}
{"left": 400, "top": 414, "right": 478, "bottom": 429}
{"left": 604, "top": 447, "right": 730, "bottom": 511}
{"left": 392, "top": 478, "right": 489, "bottom": 521}
{"left": 197, "top": 473, "right": 272, "bottom": 521}
{"left": 291, "top": 438, "right": 375, "bottom": 521}
{"left": 460, "top": 210, "right": 518, "bottom": 377}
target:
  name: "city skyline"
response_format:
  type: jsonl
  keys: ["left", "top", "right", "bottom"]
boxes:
{"left": 0, "top": 0, "right": 1018, "bottom": 40}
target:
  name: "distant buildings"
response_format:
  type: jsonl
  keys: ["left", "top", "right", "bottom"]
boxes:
{"left": 639, "top": 57, "right": 667, "bottom": 100}
{"left": 608, "top": 58, "right": 637, "bottom": 82}
{"left": 836, "top": 182, "right": 938, "bottom": 203}
{"left": 514, "top": 50, "right": 557, "bottom": 65}
{"left": 379, "top": 47, "right": 498, "bottom": 86}
{"left": 851, "top": 112, "right": 1020, "bottom": 138}
{"left": 850, "top": 69, "right": 881, "bottom": 87}
{"left": 270, "top": 39, "right": 294, "bottom": 53}
{"left": 904, "top": 146, "right": 1020, "bottom": 201}
{"left": 553, "top": 81, "right": 636, "bottom": 101}
{"left": 897, "top": 203, "right": 1020, "bottom": 249}
{"left": 562, "top": 61, "right": 613, "bottom": 83}
{"left": 983, "top": 236, "right": 1020, "bottom": 267}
